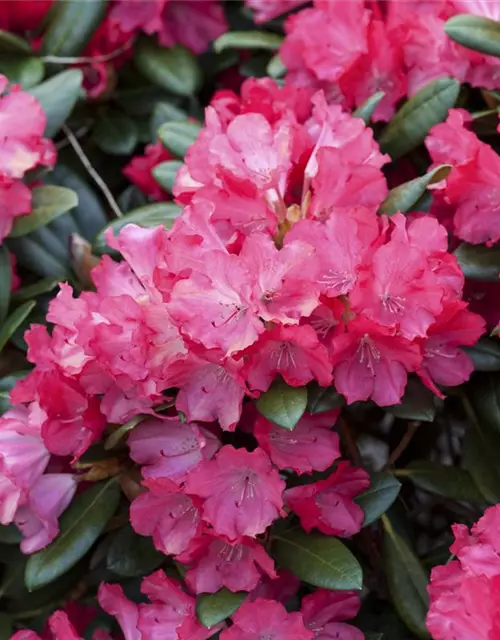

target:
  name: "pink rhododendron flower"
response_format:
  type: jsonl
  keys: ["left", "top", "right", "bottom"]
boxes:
{"left": 253, "top": 410, "right": 340, "bottom": 474}
{"left": 220, "top": 598, "right": 313, "bottom": 640}
{"left": 184, "top": 445, "right": 285, "bottom": 540}
{"left": 427, "top": 504, "right": 500, "bottom": 639}
{"left": 123, "top": 141, "right": 173, "bottom": 201}
{"left": 301, "top": 589, "right": 363, "bottom": 640}
{"left": 245, "top": 0, "right": 307, "bottom": 23}
{"left": 285, "top": 462, "right": 370, "bottom": 537}
{"left": 0, "top": 0, "right": 53, "bottom": 32}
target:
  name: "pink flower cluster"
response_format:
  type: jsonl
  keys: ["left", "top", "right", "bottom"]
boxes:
{"left": 273, "top": 0, "right": 500, "bottom": 121}
{"left": 0, "top": 74, "right": 55, "bottom": 241}
{"left": 427, "top": 504, "right": 500, "bottom": 640}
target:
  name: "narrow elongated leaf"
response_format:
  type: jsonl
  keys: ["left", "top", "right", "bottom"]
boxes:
{"left": 378, "top": 165, "right": 451, "bottom": 215}
{"left": 356, "top": 473, "right": 402, "bottom": 526}
{"left": 106, "top": 525, "right": 163, "bottom": 577}
{"left": 153, "top": 160, "right": 183, "bottom": 193}
{"left": 272, "top": 531, "right": 362, "bottom": 590}
{"left": 385, "top": 378, "right": 436, "bottom": 422}
{"left": 197, "top": 589, "right": 246, "bottom": 628}
{"left": 25, "top": 478, "right": 120, "bottom": 591}
{"left": 463, "top": 420, "right": 500, "bottom": 503}
{"left": 470, "top": 374, "right": 500, "bottom": 433}
{"left": 29, "top": 69, "right": 83, "bottom": 137}
{"left": 7, "top": 235, "right": 69, "bottom": 279}
{"left": 256, "top": 379, "right": 307, "bottom": 430}
{"left": 464, "top": 338, "right": 500, "bottom": 371}
{"left": 41, "top": 0, "right": 108, "bottom": 56}
{"left": 0, "top": 56, "right": 45, "bottom": 88}
{"left": 0, "top": 31, "right": 31, "bottom": 54}
{"left": 93, "top": 203, "right": 182, "bottom": 254}
{"left": 0, "top": 245, "right": 11, "bottom": 326}
{"left": 11, "top": 278, "right": 60, "bottom": 304}
{"left": 135, "top": 38, "right": 202, "bottom": 97}
{"left": 353, "top": 91, "right": 386, "bottom": 124}
{"left": 214, "top": 31, "right": 283, "bottom": 53}
{"left": 382, "top": 514, "right": 430, "bottom": 638}
{"left": 379, "top": 78, "right": 460, "bottom": 159}
{"left": 454, "top": 242, "right": 500, "bottom": 281}
{"left": 445, "top": 14, "right": 500, "bottom": 57}
{"left": 93, "top": 112, "right": 138, "bottom": 156}
{"left": 9, "top": 186, "right": 78, "bottom": 238}
{"left": 0, "top": 301, "right": 35, "bottom": 354}
{"left": 158, "top": 120, "right": 202, "bottom": 158}
{"left": 399, "top": 461, "right": 484, "bottom": 502}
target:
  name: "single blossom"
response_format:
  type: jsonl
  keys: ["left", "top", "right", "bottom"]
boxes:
{"left": 301, "top": 589, "right": 363, "bottom": 640}
{"left": 123, "top": 141, "right": 173, "bottom": 201}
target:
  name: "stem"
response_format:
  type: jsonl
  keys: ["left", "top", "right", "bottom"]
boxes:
{"left": 41, "top": 40, "right": 133, "bottom": 65}
{"left": 338, "top": 416, "right": 363, "bottom": 467}
{"left": 62, "top": 124, "right": 123, "bottom": 219}
{"left": 383, "top": 421, "right": 420, "bottom": 470}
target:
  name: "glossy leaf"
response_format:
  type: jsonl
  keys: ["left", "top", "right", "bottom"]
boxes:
{"left": 272, "top": 530, "right": 363, "bottom": 590}
{"left": 93, "top": 203, "right": 182, "bottom": 254}
{"left": 29, "top": 69, "right": 83, "bottom": 137}
{"left": 135, "top": 38, "right": 202, "bottom": 97}
{"left": 357, "top": 473, "right": 402, "bottom": 526}
{"left": 464, "top": 338, "right": 500, "bottom": 371}
{"left": 11, "top": 278, "right": 60, "bottom": 304}
{"left": 153, "top": 160, "right": 183, "bottom": 193}
{"left": 256, "top": 379, "right": 307, "bottom": 430}
{"left": 399, "top": 461, "right": 484, "bottom": 502}
{"left": 196, "top": 589, "right": 246, "bottom": 628}
{"left": 378, "top": 165, "right": 451, "bottom": 216}
{"left": 41, "top": 0, "right": 108, "bottom": 57}
{"left": 0, "top": 56, "right": 45, "bottom": 88}
{"left": 454, "top": 242, "right": 500, "bottom": 281}
{"left": 25, "top": 478, "right": 120, "bottom": 591}
{"left": 463, "top": 418, "right": 500, "bottom": 503}
{"left": 0, "top": 245, "right": 11, "bottom": 326}
{"left": 93, "top": 112, "right": 138, "bottom": 156}
{"left": 445, "top": 14, "right": 500, "bottom": 57}
{"left": 158, "top": 120, "right": 202, "bottom": 158}
{"left": 379, "top": 77, "right": 460, "bottom": 159}
{"left": 307, "top": 383, "right": 345, "bottom": 413}
{"left": 353, "top": 91, "right": 386, "bottom": 124}
{"left": 106, "top": 525, "right": 164, "bottom": 577}
{"left": 385, "top": 378, "right": 436, "bottom": 422}
{"left": 470, "top": 374, "right": 500, "bottom": 434}
{"left": 0, "top": 301, "right": 35, "bottom": 354}
{"left": 7, "top": 235, "right": 69, "bottom": 279}
{"left": 9, "top": 186, "right": 78, "bottom": 238}
{"left": 214, "top": 31, "right": 283, "bottom": 53}
{"left": 382, "top": 514, "right": 430, "bottom": 638}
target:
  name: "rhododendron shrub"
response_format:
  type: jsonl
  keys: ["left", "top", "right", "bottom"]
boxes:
{"left": 2, "top": 1, "right": 500, "bottom": 640}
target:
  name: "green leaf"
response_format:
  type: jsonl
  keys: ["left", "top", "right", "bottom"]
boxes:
{"left": 378, "top": 165, "right": 451, "bottom": 216}
{"left": 9, "top": 186, "right": 78, "bottom": 238}
{"left": 445, "top": 14, "right": 500, "bottom": 57}
{"left": 0, "top": 31, "right": 31, "bottom": 54}
{"left": 0, "top": 524, "right": 21, "bottom": 545}
{"left": 464, "top": 338, "right": 500, "bottom": 371}
{"left": 382, "top": 514, "right": 430, "bottom": 638}
{"left": 399, "top": 461, "right": 485, "bottom": 502}
{"left": 0, "top": 301, "right": 35, "bottom": 354}
{"left": 105, "top": 415, "right": 144, "bottom": 450}
{"left": 196, "top": 589, "right": 246, "bottom": 628}
{"left": 0, "top": 245, "right": 11, "bottom": 326}
{"left": 454, "top": 242, "right": 500, "bottom": 281}
{"left": 158, "top": 120, "right": 202, "bottom": 158}
{"left": 470, "top": 374, "right": 500, "bottom": 433}
{"left": 25, "top": 478, "right": 120, "bottom": 591}
{"left": 0, "top": 56, "right": 45, "bottom": 88}
{"left": 256, "top": 379, "right": 307, "bottom": 430}
{"left": 385, "top": 377, "right": 436, "bottom": 422}
{"left": 106, "top": 525, "right": 164, "bottom": 577}
{"left": 379, "top": 78, "right": 460, "bottom": 160}
{"left": 273, "top": 531, "right": 362, "bottom": 590}
{"left": 306, "top": 383, "right": 345, "bottom": 413}
{"left": 353, "top": 91, "right": 386, "bottom": 124}
{"left": 7, "top": 235, "right": 69, "bottom": 279}
{"left": 214, "top": 31, "right": 283, "bottom": 53}
{"left": 153, "top": 160, "right": 184, "bottom": 193}
{"left": 93, "top": 111, "right": 138, "bottom": 156}
{"left": 463, "top": 418, "right": 500, "bottom": 503}
{"left": 135, "top": 38, "right": 202, "bottom": 97}
{"left": 41, "top": 0, "right": 108, "bottom": 57}
{"left": 356, "top": 473, "right": 402, "bottom": 526}
{"left": 11, "top": 278, "right": 60, "bottom": 304}
{"left": 267, "top": 53, "right": 286, "bottom": 78}
{"left": 93, "top": 203, "right": 182, "bottom": 254}
{"left": 29, "top": 69, "right": 83, "bottom": 137}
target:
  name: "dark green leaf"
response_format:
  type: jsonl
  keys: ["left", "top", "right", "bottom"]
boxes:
{"left": 41, "top": 0, "right": 108, "bottom": 57}
{"left": 0, "top": 245, "right": 11, "bottom": 325}
{"left": 9, "top": 186, "right": 78, "bottom": 238}
{"left": 11, "top": 278, "right": 60, "bottom": 304}
{"left": 382, "top": 514, "right": 430, "bottom": 638}
{"left": 385, "top": 378, "right": 436, "bottom": 422}
{"left": 196, "top": 589, "right": 246, "bottom": 628}
{"left": 93, "top": 203, "right": 182, "bottom": 254}
{"left": 29, "top": 69, "right": 83, "bottom": 137}
{"left": 378, "top": 165, "right": 451, "bottom": 216}
{"left": 0, "top": 31, "right": 31, "bottom": 54}
{"left": 463, "top": 418, "right": 500, "bottom": 503}
{"left": 106, "top": 525, "right": 164, "bottom": 577}
{"left": 135, "top": 38, "right": 202, "bottom": 97}
{"left": 353, "top": 91, "right": 386, "bottom": 124}
{"left": 272, "top": 530, "right": 362, "bottom": 590}
{"left": 256, "top": 379, "right": 307, "bottom": 430}
{"left": 267, "top": 53, "right": 286, "bottom": 78}
{"left": 7, "top": 235, "right": 69, "bottom": 279}
{"left": 307, "top": 383, "right": 345, "bottom": 413}
{"left": 470, "top": 374, "right": 500, "bottom": 433}
{"left": 445, "top": 14, "right": 500, "bottom": 57}
{"left": 454, "top": 242, "right": 500, "bottom": 281}
{"left": 357, "top": 473, "right": 402, "bottom": 526}
{"left": 214, "top": 31, "right": 283, "bottom": 53}
{"left": 153, "top": 160, "right": 183, "bottom": 193}
{"left": 464, "top": 338, "right": 500, "bottom": 371}
{"left": 25, "top": 478, "right": 120, "bottom": 591}
{"left": 379, "top": 78, "right": 460, "bottom": 159}
{"left": 0, "top": 524, "right": 21, "bottom": 544}
{"left": 93, "top": 112, "right": 138, "bottom": 156}
{"left": 0, "top": 56, "right": 45, "bottom": 88}
{"left": 399, "top": 461, "right": 484, "bottom": 502}
{"left": 158, "top": 120, "right": 202, "bottom": 158}
{"left": 0, "top": 301, "right": 35, "bottom": 354}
